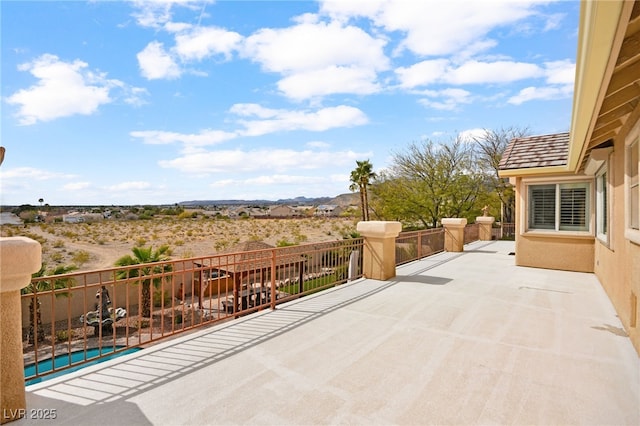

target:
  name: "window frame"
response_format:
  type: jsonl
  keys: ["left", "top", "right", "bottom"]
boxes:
{"left": 595, "top": 163, "right": 610, "bottom": 245}
{"left": 523, "top": 177, "right": 593, "bottom": 236}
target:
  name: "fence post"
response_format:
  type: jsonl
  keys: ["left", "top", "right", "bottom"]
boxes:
{"left": 476, "top": 216, "right": 495, "bottom": 241}
{"left": 356, "top": 221, "right": 402, "bottom": 280}
{"left": 0, "top": 237, "right": 41, "bottom": 424}
{"left": 441, "top": 218, "right": 467, "bottom": 252}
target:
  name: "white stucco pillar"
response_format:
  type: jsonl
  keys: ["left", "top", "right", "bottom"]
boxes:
{"left": 441, "top": 218, "right": 467, "bottom": 252}
{"left": 356, "top": 221, "right": 402, "bottom": 281}
{"left": 476, "top": 216, "right": 495, "bottom": 241}
{"left": 0, "top": 237, "right": 41, "bottom": 424}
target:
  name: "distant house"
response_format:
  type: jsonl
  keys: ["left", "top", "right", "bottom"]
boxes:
{"left": 227, "top": 206, "right": 269, "bottom": 219}
{"left": 63, "top": 212, "right": 102, "bottom": 223}
{"left": 269, "top": 205, "right": 300, "bottom": 218}
{"left": 314, "top": 205, "right": 345, "bottom": 217}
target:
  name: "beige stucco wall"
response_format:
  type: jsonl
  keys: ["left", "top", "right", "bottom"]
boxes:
{"left": 592, "top": 125, "right": 640, "bottom": 355}
{"left": 515, "top": 234, "right": 594, "bottom": 273}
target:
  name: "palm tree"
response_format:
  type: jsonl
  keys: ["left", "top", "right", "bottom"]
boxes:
{"left": 23, "top": 264, "right": 77, "bottom": 344}
{"left": 349, "top": 160, "right": 376, "bottom": 221}
{"left": 114, "top": 245, "right": 172, "bottom": 318}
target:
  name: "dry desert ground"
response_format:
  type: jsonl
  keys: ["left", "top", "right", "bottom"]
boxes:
{"left": 1, "top": 216, "right": 359, "bottom": 273}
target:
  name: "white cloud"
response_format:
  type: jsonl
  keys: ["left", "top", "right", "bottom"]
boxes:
{"left": 131, "top": 104, "right": 367, "bottom": 154}
{"left": 159, "top": 148, "right": 368, "bottom": 174}
{"left": 231, "top": 104, "right": 369, "bottom": 136}
{"left": 277, "top": 66, "right": 380, "bottom": 100}
{"left": 395, "top": 60, "right": 449, "bottom": 88}
{"left": 130, "top": 0, "right": 208, "bottom": 29}
{"left": 6, "top": 54, "right": 116, "bottom": 125}
{"left": 321, "top": 0, "right": 538, "bottom": 57}
{"left": 458, "top": 128, "right": 486, "bottom": 143}
{"left": 544, "top": 59, "right": 575, "bottom": 85}
{"left": 418, "top": 88, "right": 472, "bottom": 111}
{"left": 173, "top": 26, "right": 242, "bottom": 61}
{"left": 130, "top": 129, "right": 237, "bottom": 147}
{"left": 242, "top": 19, "right": 388, "bottom": 100}
{"left": 508, "top": 85, "right": 573, "bottom": 105}
{"left": 243, "top": 20, "right": 388, "bottom": 73}
{"left": 445, "top": 60, "right": 542, "bottom": 85}
{"left": 137, "top": 41, "right": 182, "bottom": 80}
{"left": 396, "top": 59, "right": 542, "bottom": 88}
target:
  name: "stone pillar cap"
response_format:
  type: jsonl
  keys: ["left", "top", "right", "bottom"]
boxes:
{"left": 356, "top": 221, "right": 402, "bottom": 238}
{"left": 0, "top": 237, "right": 42, "bottom": 292}
{"left": 476, "top": 216, "right": 495, "bottom": 224}
{"left": 441, "top": 218, "right": 467, "bottom": 227}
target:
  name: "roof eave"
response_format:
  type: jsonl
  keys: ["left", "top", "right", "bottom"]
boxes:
{"left": 498, "top": 165, "right": 570, "bottom": 178}
{"left": 567, "top": 0, "right": 627, "bottom": 173}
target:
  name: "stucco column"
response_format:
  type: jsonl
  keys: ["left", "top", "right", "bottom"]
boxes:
{"left": 0, "top": 237, "right": 41, "bottom": 424}
{"left": 476, "top": 216, "right": 495, "bottom": 241}
{"left": 441, "top": 218, "right": 467, "bottom": 252}
{"left": 356, "top": 221, "right": 402, "bottom": 281}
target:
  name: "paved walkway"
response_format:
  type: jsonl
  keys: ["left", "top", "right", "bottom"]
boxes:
{"left": 22, "top": 241, "right": 640, "bottom": 425}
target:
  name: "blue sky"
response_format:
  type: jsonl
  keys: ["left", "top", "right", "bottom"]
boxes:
{"left": 1, "top": 0, "right": 579, "bottom": 206}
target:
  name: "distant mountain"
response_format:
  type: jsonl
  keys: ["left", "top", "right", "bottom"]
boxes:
{"left": 328, "top": 193, "right": 359, "bottom": 206}
{"left": 179, "top": 193, "right": 357, "bottom": 207}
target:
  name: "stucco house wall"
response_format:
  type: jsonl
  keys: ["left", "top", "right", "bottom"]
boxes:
{"left": 593, "top": 121, "right": 640, "bottom": 350}
{"left": 500, "top": 1, "right": 640, "bottom": 354}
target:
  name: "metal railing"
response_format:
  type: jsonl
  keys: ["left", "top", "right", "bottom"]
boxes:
{"left": 492, "top": 223, "right": 515, "bottom": 240}
{"left": 463, "top": 223, "right": 480, "bottom": 244}
{"left": 395, "top": 228, "right": 445, "bottom": 265}
{"left": 22, "top": 238, "right": 363, "bottom": 383}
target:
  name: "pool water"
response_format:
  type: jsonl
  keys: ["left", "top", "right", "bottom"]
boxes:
{"left": 25, "top": 346, "right": 141, "bottom": 385}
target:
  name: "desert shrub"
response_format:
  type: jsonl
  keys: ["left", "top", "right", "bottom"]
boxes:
{"left": 55, "top": 330, "right": 74, "bottom": 342}
{"left": 276, "top": 238, "right": 296, "bottom": 247}
{"left": 62, "top": 231, "right": 77, "bottom": 239}
{"left": 72, "top": 250, "right": 91, "bottom": 266}
{"left": 53, "top": 240, "right": 65, "bottom": 248}
{"left": 294, "top": 233, "right": 308, "bottom": 243}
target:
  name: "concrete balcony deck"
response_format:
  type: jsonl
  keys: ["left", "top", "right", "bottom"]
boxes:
{"left": 20, "top": 241, "right": 639, "bottom": 425}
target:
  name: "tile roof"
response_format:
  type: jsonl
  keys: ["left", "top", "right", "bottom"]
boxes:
{"left": 499, "top": 132, "right": 570, "bottom": 171}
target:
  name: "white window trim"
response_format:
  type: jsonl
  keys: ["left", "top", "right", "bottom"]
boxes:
{"left": 625, "top": 121, "right": 640, "bottom": 245}
{"left": 595, "top": 162, "right": 610, "bottom": 245}
{"left": 521, "top": 175, "right": 594, "bottom": 237}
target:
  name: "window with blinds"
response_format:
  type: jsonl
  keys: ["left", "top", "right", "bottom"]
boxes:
{"left": 559, "top": 184, "right": 588, "bottom": 231}
{"left": 529, "top": 185, "right": 555, "bottom": 229}
{"left": 528, "top": 182, "right": 590, "bottom": 232}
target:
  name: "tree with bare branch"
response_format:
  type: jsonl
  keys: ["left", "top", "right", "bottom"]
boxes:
{"left": 472, "top": 127, "right": 530, "bottom": 224}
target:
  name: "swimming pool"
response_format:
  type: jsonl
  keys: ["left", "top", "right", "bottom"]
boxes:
{"left": 25, "top": 346, "right": 141, "bottom": 385}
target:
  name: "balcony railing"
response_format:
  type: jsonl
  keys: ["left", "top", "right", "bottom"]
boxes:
{"left": 21, "top": 222, "right": 495, "bottom": 384}
{"left": 395, "top": 228, "right": 445, "bottom": 265}
{"left": 21, "top": 238, "right": 363, "bottom": 384}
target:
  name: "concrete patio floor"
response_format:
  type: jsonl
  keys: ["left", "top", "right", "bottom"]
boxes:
{"left": 21, "top": 240, "right": 640, "bottom": 425}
